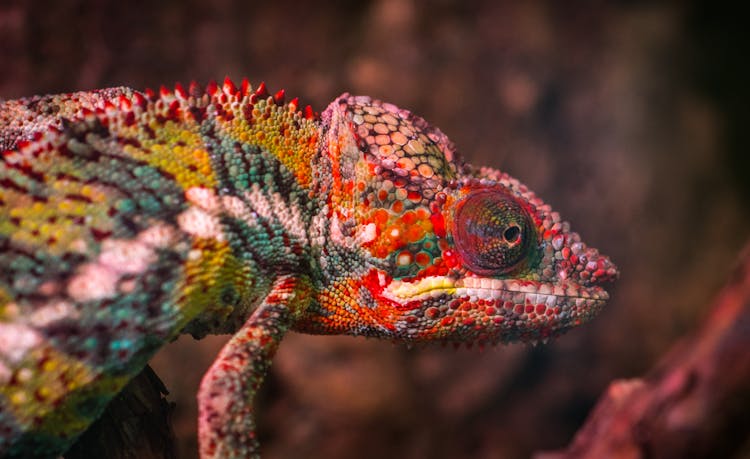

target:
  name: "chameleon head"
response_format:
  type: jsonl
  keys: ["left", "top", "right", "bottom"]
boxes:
{"left": 307, "top": 94, "right": 618, "bottom": 344}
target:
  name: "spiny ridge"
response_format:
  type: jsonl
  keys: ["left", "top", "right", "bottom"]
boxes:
{"left": 93, "top": 78, "right": 320, "bottom": 129}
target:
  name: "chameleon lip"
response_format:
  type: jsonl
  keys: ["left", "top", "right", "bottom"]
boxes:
{"left": 383, "top": 275, "right": 610, "bottom": 304}
{"left": 453, "top": 285, "right": 610, "bottom": 303}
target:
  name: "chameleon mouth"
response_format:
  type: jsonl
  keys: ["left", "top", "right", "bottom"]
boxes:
{"left": 382, "top": 275, "right": 609, "bottom": 305}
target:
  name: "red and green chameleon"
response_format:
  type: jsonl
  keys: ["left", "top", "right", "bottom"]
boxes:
{"left": 0, "top": 78, "right": 618, "bottom": 458}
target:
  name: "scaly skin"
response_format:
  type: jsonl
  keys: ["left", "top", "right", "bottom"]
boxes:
{"left": 0, "top": 78, "right": 618, "bottom": 458}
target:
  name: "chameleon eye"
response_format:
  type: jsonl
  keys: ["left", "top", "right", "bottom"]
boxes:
{"left": 453, "top": 191, "right": 534, "bottom": 275}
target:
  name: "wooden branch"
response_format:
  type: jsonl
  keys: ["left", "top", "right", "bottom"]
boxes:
{"left": 535, "top": 241, "right": 750, "bottom": 459}
{"left": 64, "top": 365, "right": 177, "bottom": 459}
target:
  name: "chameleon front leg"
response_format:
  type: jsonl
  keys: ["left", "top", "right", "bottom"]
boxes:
{"left": 197, "top": 275, "right": 299, "bottom": 459}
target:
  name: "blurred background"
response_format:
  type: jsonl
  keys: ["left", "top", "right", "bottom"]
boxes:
{"left": 1, "top": 1, "right": 748, "bottom": 458}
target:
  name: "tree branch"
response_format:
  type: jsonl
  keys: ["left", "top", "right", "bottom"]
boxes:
{"left": 536, "top": 241, "right": 750, "bottom": 459}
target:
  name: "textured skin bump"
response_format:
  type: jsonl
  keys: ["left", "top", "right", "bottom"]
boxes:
{"left": 0, "top": 81, "right": 618, "bottom": 458}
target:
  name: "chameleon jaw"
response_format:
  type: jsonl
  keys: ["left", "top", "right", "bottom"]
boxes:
{"left": 376, "top": 274, "right": 610, "bottom": 344}
{"left": 381, "top": 275, "right": 610, "bottom": 306}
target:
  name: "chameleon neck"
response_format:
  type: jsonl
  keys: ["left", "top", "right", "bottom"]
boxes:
{"left": 173, "top": 95, "right": 322, "bottom": 337}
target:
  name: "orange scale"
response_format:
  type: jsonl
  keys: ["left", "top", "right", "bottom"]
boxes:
{"left": 381, "top": 113, "right": 398, "bottom": 125}
{"left": 375, "top": 135, "right": 390, "bottom": 145}
{"left": 378, "top": 144, "right": 394, "bottom": 156}
{"left": 379, "top": 239, "right": 401, "bottom": 257}
{"left": 415, "top": 252, "right": 431, "bottom": 266}
{"left": 371, "top": 208, "right": 390, "bottom": 227}
{"left": 384, "top": 224, "right": 404, "bottom": 241}
{"left": 373, "top": 123, "right": 389, "bottom": 135}
{"left": 419, "top": 218, "right": 435, "bottom": 232}
{"left": 415, "top": 207, "right": 430, "bottom": 220}
{"left": 396, "top": 157, "right": 415, "bottom": 170}
{"left": 404, "top": 225, "right": 424, "bottom": 243}
{"left": 400, "top": 210, "right": 417, "bottom": 225}
{"left": 407, "top": 190, "right": 422, "bottom": 202}
{"left": 390, "top": 131, "right": 408, "bottom": 145}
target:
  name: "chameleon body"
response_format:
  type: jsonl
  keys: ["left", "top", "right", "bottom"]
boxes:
{"left": 0, "top": 79, "right": 618, "bottom": 458}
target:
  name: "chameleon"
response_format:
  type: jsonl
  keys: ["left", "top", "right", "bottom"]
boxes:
{"left": 0, "top": 78, "right": 618, "bottom": 458}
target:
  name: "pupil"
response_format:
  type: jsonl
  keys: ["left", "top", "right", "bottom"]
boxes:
{"left": 503, "top": 225, "right": 521, "bottom": 243}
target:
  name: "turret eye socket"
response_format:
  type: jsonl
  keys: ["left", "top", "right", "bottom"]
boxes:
{"left": 452, "top": 191, "right": 535, "bottom": 275}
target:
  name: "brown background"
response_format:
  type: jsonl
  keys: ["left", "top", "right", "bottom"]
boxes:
{"left": 2, "top": 1, "right": 748, "bottom": 458}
